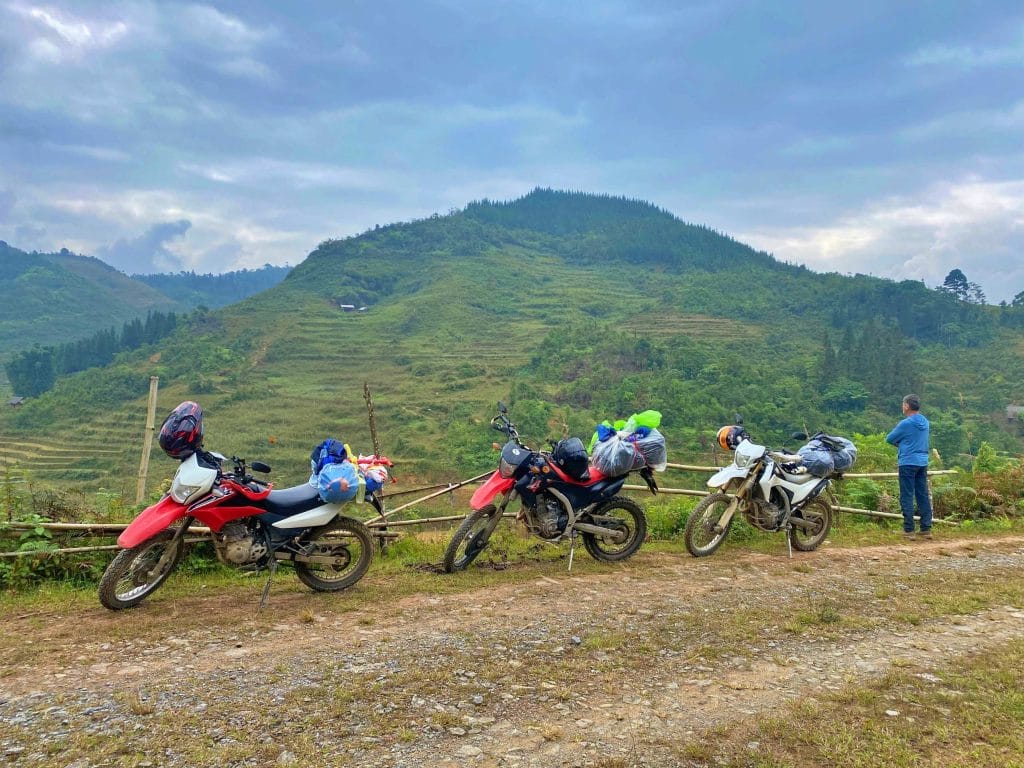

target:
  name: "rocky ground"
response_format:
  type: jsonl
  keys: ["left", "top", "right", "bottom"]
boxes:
{"left": 1, "top": 534, "right": 1023, "bottom": 767}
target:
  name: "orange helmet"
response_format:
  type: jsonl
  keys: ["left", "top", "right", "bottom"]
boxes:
{"left": 717, "top": 425, "right": 747, "bottom": 451}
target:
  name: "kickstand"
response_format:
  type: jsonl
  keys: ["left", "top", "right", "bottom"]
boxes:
{"left": 785, "top": 525, "right": 793, "bottom": 559}
{"left": 258, "top": 559, "right": 278, "bottom": 612}
{"left": 567, "top": 532, "right": 576, "bottom": 572}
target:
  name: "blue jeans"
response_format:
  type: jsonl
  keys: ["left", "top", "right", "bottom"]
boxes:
{"left": 898, "top": 464, "right": 932, "bottom": 532}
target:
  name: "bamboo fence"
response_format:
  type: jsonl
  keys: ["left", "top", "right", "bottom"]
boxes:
{"left": 0, "top": 466, "right": 961, "bottom": 558}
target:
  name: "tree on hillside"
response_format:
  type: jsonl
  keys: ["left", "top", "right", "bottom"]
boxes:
{"left": 938, "top": 268, "right": 970, "bottom": 301}
{"left": 966, "top": 281, "right": 986, "bottom": 305}
{"left": 1012, "top": 290, "right": 1024, "bottom": 308}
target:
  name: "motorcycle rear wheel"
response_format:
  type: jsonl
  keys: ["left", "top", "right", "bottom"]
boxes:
{"left": 442, "top": 508, "right": 496, "bottom": 573}
{"left": 684, "top": 492, "right": 734, "bottom": 557}
{"left": 581, "top": 496, "right": 647, "bottom": 562}
{"left": 789, "top": 496, "right": 833, "bottom": 552}
{"left": 98, "top": 530, "right": 185, "bottom": 610}
{"left": 294, "top": 517, "right": 374, "bottom": 592}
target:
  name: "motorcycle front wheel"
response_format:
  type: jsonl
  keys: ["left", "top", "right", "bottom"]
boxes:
{"left": 294, "top": 517, "right": 375, "bottom": 592}
{"left": 98, "top": 529, "right": 186, "bottom": 610}
{"left": 442, "top": 508, "right": 497, "bottom": 573}
{"left": 789, "top": 496, "right": 833, "bottom": 552}
{"left": 684, "top": 492, "right": 734, "bottom": 557}
{"left": 581, "top": 496, "right": 647, "bottom": 562}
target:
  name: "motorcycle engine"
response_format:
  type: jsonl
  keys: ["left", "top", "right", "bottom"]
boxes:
{"left": 533, "top": 493, "right": 568, "bottom": 539}
{"left": 213, "top": 521, "right": 269, "bottom": 565}
{"left": 748, "top": 499, "right": 783, "bottom": 532}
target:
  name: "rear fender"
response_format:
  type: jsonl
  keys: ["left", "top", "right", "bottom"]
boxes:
{"left": 117, "top": 496, "right": 189, "bottom": 548}
{"left": 470, "top": 472, "right": 514, "bottom": 510}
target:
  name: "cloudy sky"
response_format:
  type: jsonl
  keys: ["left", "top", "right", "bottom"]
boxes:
{"left": 0, "top": 1, "right": 1022, "bottom": 301}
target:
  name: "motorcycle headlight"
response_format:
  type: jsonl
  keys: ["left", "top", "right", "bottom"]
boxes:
{"left": 498, "top": 457, "right": 517, "bottom": 478}
{"left": 734, "top": 451, "right": 753, "bottom": 469}
{"left": 170, "top": 480, "right": 203, "bottom": 503}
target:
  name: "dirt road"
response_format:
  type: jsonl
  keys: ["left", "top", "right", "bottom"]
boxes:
{"left": 2, "top": 535, "right": 1023, "bottom": 767}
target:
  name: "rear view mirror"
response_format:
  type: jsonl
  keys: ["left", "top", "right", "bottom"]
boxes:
{"left": 791, "top": 432, "right": 807, "bottom": 441}
{"left": 497, "top": 401, "right": 508, "bottom": 414}
{"left": 251, "top": 461, "right": 271, "bottom": 473}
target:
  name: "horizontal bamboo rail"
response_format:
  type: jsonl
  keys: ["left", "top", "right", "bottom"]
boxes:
{"left": 664, "top": 462, "right": 960, "bottom": 478}
{"left": 0, "top": 464, "right": 967, "bottom": 556}
{"left": 833, "top": 505, "right": 957, "bottom": 525}
{"left": 0, "top": 536, "right": 209, "bottom": 559}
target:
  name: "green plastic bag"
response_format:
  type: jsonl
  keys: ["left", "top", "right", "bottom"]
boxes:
{"left": 627, "top": 410, "right": 662, "bottom": 430}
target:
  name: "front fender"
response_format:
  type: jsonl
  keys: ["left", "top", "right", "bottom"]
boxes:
{"left": 470, "top": 472, "right": 514, "bottom": 510}
{"left": 117, "top": 496, "right": 189, "bottom": 548}
{"left": 707, "top": 465, "right": 749, "bottom": 490}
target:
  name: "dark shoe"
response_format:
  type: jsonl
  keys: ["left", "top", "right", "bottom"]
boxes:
{"left": 902, "top": 530, "right": 916, "bottom": 540}
{"left": 918, "top": 530, "right": 933, "bottom": 540}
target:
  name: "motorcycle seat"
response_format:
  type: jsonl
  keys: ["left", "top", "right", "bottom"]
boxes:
{"left": 263, "top": 483, "right": 324, "bottom": 516}
{"left": 780, "top": 468, "right": 818, "bottom": 484}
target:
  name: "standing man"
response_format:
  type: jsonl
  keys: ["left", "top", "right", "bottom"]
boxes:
{"left": 886, "top": 394, "right": 933, "bottom": 539}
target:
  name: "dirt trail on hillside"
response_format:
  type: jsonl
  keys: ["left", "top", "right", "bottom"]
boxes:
{"left": 1, "top": 535, "right": 1023, "bottom": 767}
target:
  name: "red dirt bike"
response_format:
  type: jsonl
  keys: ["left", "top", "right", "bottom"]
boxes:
{"left": 442, "top": 402, "right": 657, "bottom": 572}
{"left": 98, "top": 450, "right": 386, "bottom": 610}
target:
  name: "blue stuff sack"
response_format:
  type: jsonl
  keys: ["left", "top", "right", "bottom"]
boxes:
{"left": 316, "top": 461, "right": 359, "bottom": 503}
{"left": 797, "top": 444, "right": 835, "bottom": 477}
{"left": 310, "top": 438, "right": 347, "bottom": 475}
{"left": 827, "top": 436, "right": 857, "bottom": 471}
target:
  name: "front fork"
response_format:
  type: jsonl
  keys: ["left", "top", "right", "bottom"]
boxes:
{"left": 477, "top": 489, "right": 517, "bottom": 544}
{"left": 714, "top": 476, "right": 756, "bottom": 532}
{"left": 150, "top": 516, "right": 193, "bottom": 576}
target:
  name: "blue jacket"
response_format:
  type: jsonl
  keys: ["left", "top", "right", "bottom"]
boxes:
{"left": 886, "top": 413, "right": 930, "bottom": 466}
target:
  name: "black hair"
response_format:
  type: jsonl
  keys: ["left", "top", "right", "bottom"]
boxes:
{"left": 903, "top": 394, "right": 921, "bottom": 411}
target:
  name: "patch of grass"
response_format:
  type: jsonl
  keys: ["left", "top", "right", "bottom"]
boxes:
{"left": 698, "top": 639, "right": 1024, "bottom": 767}
{"left": 784, "top": 600, "right": 843, "bottom": 634}
{"left": 581, "top": 631, "right": 626, "bottom": 651}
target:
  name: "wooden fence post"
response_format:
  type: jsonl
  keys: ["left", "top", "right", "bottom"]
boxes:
{"left": 135, "top": 376, "right": 159, "bottom": 504}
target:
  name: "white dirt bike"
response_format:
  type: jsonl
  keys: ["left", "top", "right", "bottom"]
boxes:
{"left": 684, "top": 426, "right": 835, "bottom": 557}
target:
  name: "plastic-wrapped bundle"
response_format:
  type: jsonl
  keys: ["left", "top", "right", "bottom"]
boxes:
{"left": 316, "top": 461, "right": 360, "bottom": 503}
{"left": 797, "top": 434, "right": 857, "bottom": 477}
{"left": 591, "top": 428, "right": 668, "bottom": 476}
{"left": 829, "top": 436, "right": 857, "bottom": 471}
{"left": 631, "top": 428, "right": 667, "bottom": 471}
{"left": 361, "top": 465, "right": 389, "bottom": 494}
{"left": 797, "top": 444, "right": 835, "bottom": 477}
{"left": 591, "top": 435, "right": 638, "bottom": 477}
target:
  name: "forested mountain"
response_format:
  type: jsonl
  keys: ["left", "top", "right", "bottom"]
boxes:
{"left": 0, "top": 242, "right": 179, "bottom": 356}
{"left": 3, "top": 189, "right": 1023, "bottom": 494}
{"left": 133, "top": 265, "right": 290, "bottom": 310}
{"left": 0, "top": 241, "right": 291, "bottom": 371}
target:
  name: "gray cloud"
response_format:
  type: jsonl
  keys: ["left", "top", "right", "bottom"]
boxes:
{"left": 738, "top": 178, "right": 1024, "bottom": 304}
{"left": 0, "top": 189, "right": 15, "bottom": 222}
{"left": 97, "top": 219, "right": 192, "bottom": 274}
{"left": 13, "top": 223, "right": 45, "bottom": 247}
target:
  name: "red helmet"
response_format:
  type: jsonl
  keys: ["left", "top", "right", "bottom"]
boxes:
{"left": 158, "top": 401, "right": 204, "bottom": 459}
{"left": 716, "top": 425, "right": 748, "bottom": 451}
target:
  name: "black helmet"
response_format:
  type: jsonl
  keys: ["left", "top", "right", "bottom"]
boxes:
{"left": 552, "top": 437, "right": 590, "bottom": 480}
{"left": 158, "top": 401, "right": 204, "bottom": 459}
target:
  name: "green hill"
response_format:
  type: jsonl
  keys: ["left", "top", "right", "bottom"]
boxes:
{"left": 0, "top": 243, "right": 179, "bottom": 356}
{"left": 2, "top": 189, "right": 1022, "bottom": 500}
{"left": 133, "top": 265, "right": 291, "bottom": 310}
